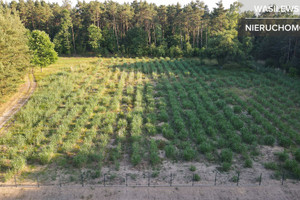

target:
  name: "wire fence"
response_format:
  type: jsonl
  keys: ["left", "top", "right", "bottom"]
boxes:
{"left": 1, "top": 170, "right": 299, "bottom": 188}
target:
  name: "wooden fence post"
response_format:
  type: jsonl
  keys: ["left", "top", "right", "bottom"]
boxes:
{"left": 36, "top": 176, "right": 39, "bottom": 188}
{"left": 14, "top": 175, "right": 17, "bottom": 187}
{"left": 59, "top": 175, "right": 62, "bottom": 187}
{"left": 104, "top": 174, "right": 106, "bottom": 187}
{"left": 259, "top": 173, "right": 262, "bottom": 186}
{"left": 237, "top": 172, "right": 240, "bottom": 186}
{"left": 214, "top": 172, "right": 217, "bottom": 186}
{"left": 80, "top": 171, "right": 84, "bottom": 187}
{"left": 148, "top": 172, "right": 150, "bottom": 187}
{"left": 192, "top": 174, "right": 194, "bottom": 186}
{"left": 125, "top": 174, "right": 128, "bottom": 187}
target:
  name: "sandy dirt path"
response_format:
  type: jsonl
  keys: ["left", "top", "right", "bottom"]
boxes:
{"left": 0, "top": 73, "right": 36, "bottom": 132}
{"left": 0, "top": 185, "right": 299, "bottom": 200}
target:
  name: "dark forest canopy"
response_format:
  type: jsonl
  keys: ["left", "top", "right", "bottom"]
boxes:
{"left": 0, "top": 0, "right": 300, "bottom": 75}
{"left": 0, "top": 9, "right": 30, "bottom": 97}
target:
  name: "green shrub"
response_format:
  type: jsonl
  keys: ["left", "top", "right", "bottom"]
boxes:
{"left": 233, "top": 105, "right": 242, "bottom": 114}
{"left": 195, "top": 131, "right": 207, "bottom": 144}
{"left": 250, "top": 146, "right": 260, "bottom": 156}
{"left": 39, "top": 150, "right": 53, "bottom": 164}
{"left": 131, "top": 115, "right": 143, "bottom": 137}
{"left": 264, "top": 162, "right": 278, "bottom": 170}
{"left": 206, "top": 126, "right": 217, "bottom": 137}
{"left": 220, "top": 149, "right": 233, "bottom": 163}
{"left": 276, "top": 151, "right": 289, "bottom": 162}
{"left": 283, "top": 159, "right": 300, "bottom": 178}
{"left": 127, "top": 85, "right": 134, "bottom": 94}
{"left": 178, "top": 129, "right": 189, "bottom": 140}
{"left": 199, "top": 142, "right": 212, "bottom": 154}
{"left": 278, "top": 136, "right": 292, "bottom": 148}
{"left": 193, "top": 174, "right": 201, "bottom": 181}
{"left": 263, "top": 135, "right": 275, "bottom": 146}
{"left": 189, "top": 165, "right": 196, "bottom": 172}
{"left": 117, "top": 119, "right": 128, "bottom": 129}
{"left": 146, "top": 113, "right": 157, "bottom": 123}
{"left": 151, "top": 171, "right": 160, "bottom": 178}
{"left": 91, "top": 170, "right": 101, "bottom": 179}
{"left": 183, "top": 146, "right": 196, "bottom": 161}
{"left": 221, "top": 162, "right": 231, "bottom": 172}
{"left": 174, "top": 118, "right": 185, "bottom": 131}
{"left": 73, "top": 152, "right": 88, "bottom": 167}
{"left": 241, "top": 129, "right": 257, "bottom": 144}
{"left": 205, "top": 152, "right": 215, "bottom": 161}
{"left": 230, "top": 175, "right": 239, "bottom": 183}
{"left": 251, "top": 124, "right": 265, "bottom": 135}
{"left": 244, "top": 159, "right": 253, "bottom": 168}
{"left": 123, "top": 96, "right": 132, "bottom": 104}
{"left": 88, "top": 152, "right": 103, "bottom": 163}
{"left": 162, "top": 124, "right": 175, "bottom": 139}
{"left": 11, "top": 156, "right": 26, "bottom": 173}
{"left": 131, "top": 142, "right": 142, "bottom": 166}
{"left": 284, "top": 159, "right": 298, "bottom": 171}
{"left": 169, "top": 45, "right": 183, "bottom": 57}
{"left": 292, "top": 166, "right": 300, "bottom": 178}
{"left": 294, "top": 148, "right": 300, "bottom": 162}
{"left": 217, "top": 138, "right": 227, "bottom": 149}
{"left": 164, "top": 144, "right": 177, "bottom": 160}
{"left": 231, "top": 117, "right": 243, "bottom": 130}
{"left": 231, "top": 142, "right": 247, "bottom": 154}
{"left": 158, "top": 110, "right": 169, "bottom": 122}
{"left": 145, "top": 123, "right": 157, "bottom": 135}
{"left": 216, "top": 100, "right": 226, "bottom": 109}
{"left": 149, "top": 140, "right": 160, "bottom": 165}
{"left": 102, "top": 124, "right": 114, "bottom": 134}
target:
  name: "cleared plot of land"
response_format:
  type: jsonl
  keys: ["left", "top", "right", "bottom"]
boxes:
{"left": 0, "top": 57, "right": 299, "bottom": 187}
{"left": 1, "top": 185, "right": 300, "bottom": 200}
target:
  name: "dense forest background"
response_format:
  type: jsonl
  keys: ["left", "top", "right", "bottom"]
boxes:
{"left": 0, "top": 0, "right": 300, "bottom": 76}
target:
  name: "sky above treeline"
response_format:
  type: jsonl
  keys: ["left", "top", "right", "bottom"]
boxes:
{"left": 4, "top": 0, "right": 235, "bottom": 10}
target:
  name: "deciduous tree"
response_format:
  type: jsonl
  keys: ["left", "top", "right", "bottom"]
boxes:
{"left": 29, "top": 30, "right": 57, "bottom": 72}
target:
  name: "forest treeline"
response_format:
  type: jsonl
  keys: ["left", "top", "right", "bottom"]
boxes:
{"left": 1, "top": 0, "right": 300, "bottom": 73}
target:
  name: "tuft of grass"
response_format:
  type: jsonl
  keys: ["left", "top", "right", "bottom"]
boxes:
{"left": 221, "top": 162, "right": 231, "bottom": 172}
{"left": 189, "top": 165, "right": 196, "bottom": 172}
{"left": 193, "top": 174, "right": 201, "bottom": 181}
{"left": 244, "top": 159, "right": 253, "bottom": 168}
{"left": 230, "top": 175, "right": 239, "bottom": 183}
{"left": 264, "top": 162, "right": 278, "bottom": 170}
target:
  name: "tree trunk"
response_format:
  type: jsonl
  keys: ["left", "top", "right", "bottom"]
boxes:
{"left": 200, "top": 23, "right": 203, "bottom": 48}
{"left": 114, "top": 22, "right": 119, "bottom": 51}
{"left": 31, "top": 16, "right": 35, "bottom": 29}
{"left": 286, "top": 38, "right": 291, "bottom": 63}
{"left": 97, "top": 12, "right": 100, "bottom": 28}
{"left": 192, "top": 30, "right": 196, "bottom": 48}
{"left": 148, "top": 30, "right": 151, "bottom": 45}
{"left": 153, "top": 25, "right": 156, "bottom": 45}
{"left": 71, "top": 26, "right": 76, "bottom": 54}
{"left": 197, "top": 27, "right": 200, "bottom": 48}
{"left": 205, "top": 25, "right": 208, "bottom": 48}
{"left": 293, "top": 38, "right": 298, "bottom": 58}
{"left": 180, "top": 30, "right": 183, "bottom": 49}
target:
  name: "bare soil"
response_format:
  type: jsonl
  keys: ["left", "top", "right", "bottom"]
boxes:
{"left": 0, "top": 184, "right": 299, "bottom": 200}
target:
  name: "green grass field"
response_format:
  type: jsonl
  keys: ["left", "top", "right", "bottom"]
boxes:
{"left": 1, "top": 57, "right": 300, "bottom": 182}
